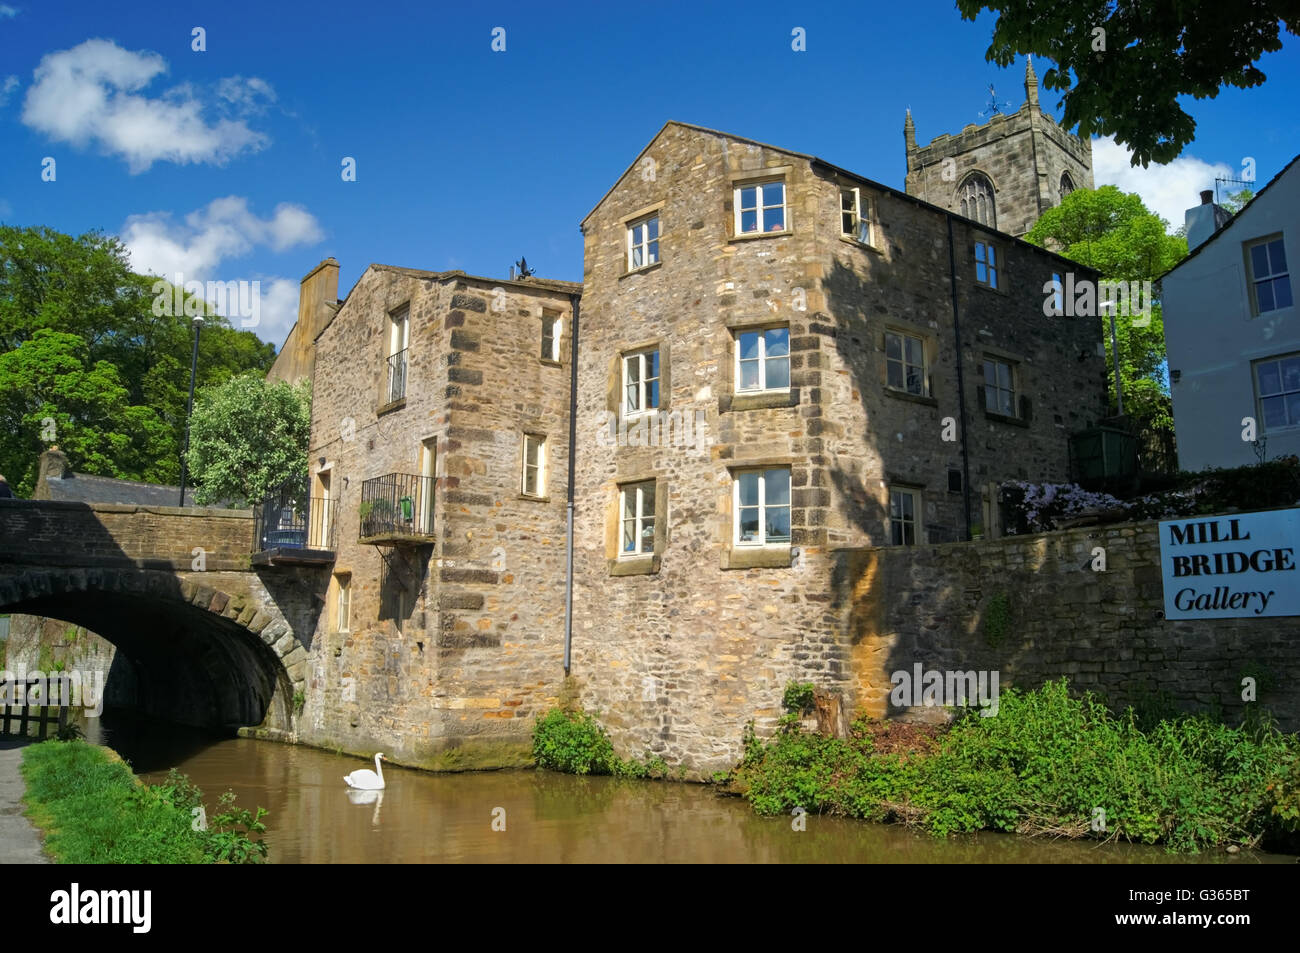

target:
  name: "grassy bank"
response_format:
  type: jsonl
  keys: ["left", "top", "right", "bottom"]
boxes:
{"left": 20, "top": 740, "right": 268, "bottom": 863}
{"left": 533, "top": 680, "right": 1300, "bottom": 853}
{"left": 729, "top": 679, "right": 1300, "bottom": 853}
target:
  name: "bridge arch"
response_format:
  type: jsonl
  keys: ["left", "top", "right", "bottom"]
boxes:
{"left": 0, "top": 568, "right": 299, "bottom": 732}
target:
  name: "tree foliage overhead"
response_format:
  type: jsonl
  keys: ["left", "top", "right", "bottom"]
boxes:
{"left": 956, "top": 1, "right": 1299, "bottom": 166}
{"left": 1025, "top": 186, "right": 1188, "bottom": 429}
{"left": 0, "top": 225, "right": 276, "bottom": 496}
{"left": 185, "top": 373, "right": 311, "bottom": 507}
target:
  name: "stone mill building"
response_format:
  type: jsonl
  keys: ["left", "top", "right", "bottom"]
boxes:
{"left": 263, "top": 98, "right": 1107, "bottom": 775}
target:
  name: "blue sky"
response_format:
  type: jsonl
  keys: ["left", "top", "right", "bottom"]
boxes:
{"left": 2, "top": 0, "right": 1298, "bottom": 349}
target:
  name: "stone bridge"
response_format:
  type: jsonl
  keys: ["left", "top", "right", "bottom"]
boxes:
{"left": 0, "top": 499, "right": 325, "bottom": 736}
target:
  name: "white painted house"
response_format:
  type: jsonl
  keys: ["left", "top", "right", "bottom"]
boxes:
{"left": 1163, "top": 155, "right": 1299, "bottom": 471}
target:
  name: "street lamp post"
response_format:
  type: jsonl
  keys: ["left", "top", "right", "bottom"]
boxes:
{"left": 178, "top": 315, "right": 203, "bottom": 506}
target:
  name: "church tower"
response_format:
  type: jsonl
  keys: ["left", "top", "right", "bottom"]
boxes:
{"left": 904, "top": 58, "right": 1094, "bottom": 237}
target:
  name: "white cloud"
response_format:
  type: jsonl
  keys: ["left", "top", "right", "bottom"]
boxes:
{"left": 122, "top": 196, "right": 323, "bottom": 279}
{"left": 0, "top": 75, "right": 17, "bottom": 106}
{"left": 21, "top": 39, "right": 271, "bottom": 173}
{"left": 123, "top": 198, "right": 323, "bottom": 345}
{"left": 0, "top": 6, "right": 19, "bottom": 20}
{"left": 255, "top": 278, "right": 302, "bottom": 348}
{"left": 1092, "top": 136, "right": 1236, "bottom": 232}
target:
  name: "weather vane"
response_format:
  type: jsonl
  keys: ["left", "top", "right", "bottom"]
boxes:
{"left": 978, "top": 84, "right": 1013, "bottom": 119}
{"left": 510, "top": 256, "right": 535, "bottom": 280}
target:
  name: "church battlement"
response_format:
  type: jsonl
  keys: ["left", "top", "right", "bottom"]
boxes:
{"left": 904, "top": 58, "right": 1094, "bottom": 238}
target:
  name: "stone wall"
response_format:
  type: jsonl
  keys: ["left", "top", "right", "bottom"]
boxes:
{"left": 570, "top": 121, "right": 1107, "bottom": 777}
{"left": 834, "top": 518, "right": 1300, "bottom": 729}
{"left": 300, "top": 265, "right": 579, "bottom": 767}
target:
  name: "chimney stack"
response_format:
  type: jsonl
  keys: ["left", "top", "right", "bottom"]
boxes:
{"left": 1185, "top": 191, "right": 1232, "bottom": 252}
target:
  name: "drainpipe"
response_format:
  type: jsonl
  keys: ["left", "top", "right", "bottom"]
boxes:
{"left": 562, "top": 292, "right": 580, "bottom": 675}
{"left": 946, "top": 216, "right": 974, "bottom": 540}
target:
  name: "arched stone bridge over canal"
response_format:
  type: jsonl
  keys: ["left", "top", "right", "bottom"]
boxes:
{"left": 0, "top": 499, "right": 326, "bottom": 736}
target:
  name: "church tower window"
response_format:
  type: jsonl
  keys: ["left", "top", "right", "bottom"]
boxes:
{"left": 958, "top": 173, "right": 996, "bottom": 229}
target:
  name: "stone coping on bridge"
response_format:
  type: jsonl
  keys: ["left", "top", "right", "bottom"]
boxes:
{"left": 0, "top": 498, "right": 253, "bottom": 518}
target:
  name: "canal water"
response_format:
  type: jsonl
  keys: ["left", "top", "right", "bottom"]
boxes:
{"left": 85, "top": 713, "right": 1294, "bottom": 864}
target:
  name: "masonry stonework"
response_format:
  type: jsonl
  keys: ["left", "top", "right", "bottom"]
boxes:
{"left": 835, "top": 520, "right": 1300, "bottom": 730}
{"left": 297, "top": 265, "right": 579, "bottom": 767}
{"left": 569, "top": 121, "right": 1106, "bottom": 776}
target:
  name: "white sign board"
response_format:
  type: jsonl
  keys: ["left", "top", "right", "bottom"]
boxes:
{"left": 1159, "top": 508, "right": 1300, "bottom": 619}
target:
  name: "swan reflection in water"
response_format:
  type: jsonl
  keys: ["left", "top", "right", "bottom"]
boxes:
{"left": 346, "top": 787, "right": 384, "bottom": 826}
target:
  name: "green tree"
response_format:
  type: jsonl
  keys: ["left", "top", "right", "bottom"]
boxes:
{"left": 0, "top": 330, "right": 173, "bottom": 495}
{"left": 0, "top": 225, "right": 276, "bottom": 489}
{"left": 1026, "top": 186, "right": 1187, "bottom": 431}
{"left": 956, "top": 1, "right": 1298, "bottom": 166}
{"left": 185, "top": 373, "right": 311, "bottom": 506}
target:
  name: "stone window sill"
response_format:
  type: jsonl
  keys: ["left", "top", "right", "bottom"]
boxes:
{"left": 540, "top": 358, "right": 562, "bottom": 368}
{"left": 608, "top": 554, "right": 661, "bottom": 576}
{"left": 517, "top": 493, "right": 551, "bottom": 503}
{"left": 983, "top": 409, "right": 1029, "bottom": 428}
{"left": 721, "top": 546, "right": 792, "bottom": 570}
{"left": 882, "top": 387, "right": 938, "bottom": 408}
{"left": 973, "top": 280, "right": 1008, "bottom": 296}
{"left": 838, "top": 234, "right": 882, "bottom": 253}
{"left": 376, "top": 398, "right": 406, "bottom": 416}
{"left": 620, "top": 260, "right": 663, "bottom": 280}
{"left": 720, "top": 388, "right": 800, "bottom": 413}
{"left": 729, "top": 229, "right": 790, "bottom": 243}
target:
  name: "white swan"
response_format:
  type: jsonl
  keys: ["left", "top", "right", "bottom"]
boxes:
{"left": 344, "top": 752, "right": 386, "bottom": 790}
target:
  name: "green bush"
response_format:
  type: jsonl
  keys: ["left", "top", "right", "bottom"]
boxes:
{"left": 532, "top": 709, "right": 619, "bottom": 775}
{"left": 782, "top": 682, "right": 816, "bottom": 716}
{"left": 532, "top": 708, "right": 671, "bottom": 778}
{"left": 733, "top": 679, "right": 1300, "bottom": 853}
{"left": 21, "top": 741, "right": 269, "bottom": 863}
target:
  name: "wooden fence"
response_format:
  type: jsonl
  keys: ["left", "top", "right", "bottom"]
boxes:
{"left": 0, "top": 675, "right": 72, "bottom": 740}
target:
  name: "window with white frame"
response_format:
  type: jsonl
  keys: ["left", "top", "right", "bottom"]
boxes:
{"left": 1255, "top": 353, "right": 1300, "bottom": 431}
{"left": 622, "top": 348, "right": 660, "bottom": 416}
{"left": 1247, "top": 236, "right": 1292, "bottom": 315}
{"left": 335, "top": 574, "right": 351, "bottom": 632}
{"left": 386, "top": 304, "right": 409, "bottom": 403}
{"left": 841, "top": 187, "right": 873, "bottom": 244}
{"left": 541, "top": 310, "right": 562, "bottom": 362}
{"left": 627, "top": 214, "right": 660, "bottom": 270}
{"left": 735, "top": 180, "right": 787, "bottom": 234}
{"left": 983, "top": 358, "right": 1016, "bottom": 416}
{"left": 521, "top": 434, "right": 547, "bottom": 496}
{"left": 885, "top": 330, "right": 926, "bottom": 396}
{"left": 889, "top": 487, "right": 920, "bottom": 546}
{"left": 975, "top": 241, "right": 998, "bottom": 289}
{"left": 735, "top": 326, "right": 790, "bottom": 393}
{"left": 619, "top": 481, "right": 656, "bottom": 557}
{"left": 734, "top": 467, "right": 792, "bottom": 546}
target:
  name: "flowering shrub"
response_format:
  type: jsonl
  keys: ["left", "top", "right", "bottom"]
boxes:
{"left": 1000, "top": 459, "right": 1300, "bottom": 535}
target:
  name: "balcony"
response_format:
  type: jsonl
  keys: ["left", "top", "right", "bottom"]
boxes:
{"left": 385, "top": 348, "right": 408, "bottom": 405}
{"left": 251, "top": 476, "right": 336, "bottom": 567}
{"left": 359, "top": 473, "right": 436, "bottom": 546}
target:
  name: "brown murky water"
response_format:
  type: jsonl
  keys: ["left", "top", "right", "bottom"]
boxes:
{"left": 85, "top": 713, "right": 1294, "bottom": 864}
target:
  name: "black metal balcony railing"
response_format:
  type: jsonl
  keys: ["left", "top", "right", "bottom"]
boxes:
{"left": 360, "top": 472, "right": 435, "bottom": 542}
{"left": 386, "top": 348, "right": 408, "bottom": 404}
{"left": 253, "top": 475, "right": 335, "bottom": 553}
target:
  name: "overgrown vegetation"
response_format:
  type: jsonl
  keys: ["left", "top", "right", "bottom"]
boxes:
{"left": 726, "top": 679, "right": 1300, "bottom": 853}
{"left": 1000, "top": 457, "right": 1300, "bottom": 534}
{"left": 532, "top": 708, "right": 674, "bottom": 779}
{"left": 20, "top": 740, "right": 268, "bottom": 863}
